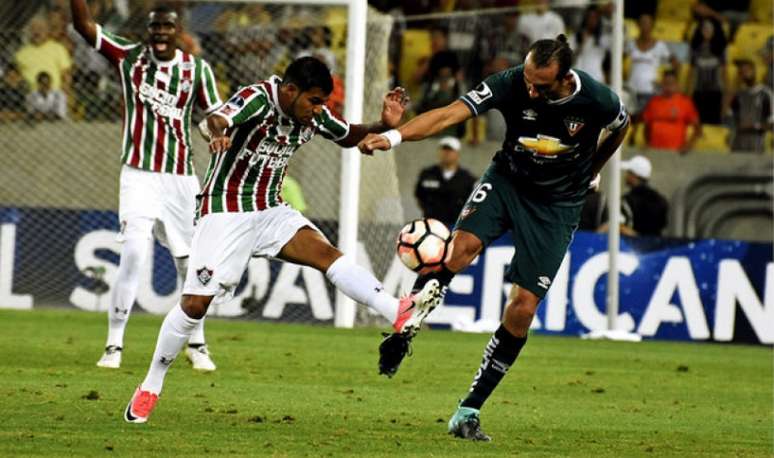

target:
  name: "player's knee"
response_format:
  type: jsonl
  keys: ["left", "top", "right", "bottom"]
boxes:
{"left": 181, "top": 295, "right": 212, "bottom": 319}
{"left": 503, "top": 290, "right": 539, "bottom": 336}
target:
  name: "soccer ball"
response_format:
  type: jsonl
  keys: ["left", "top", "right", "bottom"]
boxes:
{"left": 396, "top": 218, "right": 451, "bottom": 274}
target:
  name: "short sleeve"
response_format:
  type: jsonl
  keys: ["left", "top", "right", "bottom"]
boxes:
{"left": 656, "top": 41, "right": 671, "bottom": 63}
{"left": 315, "top": 105, "right": 350, "bottom": 141}
{"left": 214, "top": 86, "right": 270, "bottom": 127}
{"left": 94, "top": 24, "right": 136, "bottom": 65}
{"left": 196, "top": 59, "right": 222, "bottom": 114}
{"left": 459, "top": 69, "right": 512, "bottom": 117}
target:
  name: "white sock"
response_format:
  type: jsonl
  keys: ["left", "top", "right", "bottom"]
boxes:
{"left": 141, "top": 303, "right": 201, "bottom": 394}
{"left": 325, "top": 256, "right": 399, "bottom": 322}
{"left": 106, "top": 238, "right": 150, "bottom": 348}
{"left": 189, "top": 320, "right": 206, "bottom": 346}
{"left": 173, "top": 256, "right": 206, "bottom": 346}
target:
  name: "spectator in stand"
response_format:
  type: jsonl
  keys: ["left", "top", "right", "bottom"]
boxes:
{"left": 14, "top": 15, "right": 72, "bottom": 92}
{"left": 417, "top": 64, "right": 465, "bottom": 138}
{"left": 0, "top": 63, "right": 29, "bottom": 122}
{"left": 641, "top": 70, "right": 702, "bottom": 153}
{"left": 692, "top": 0, "right": 750, "bottom": 38}
{"left": 626, "top": 14, "right": 678, "bottom": 144}
{"left": 620, "top": 155, "right": 668, "bottom": 237}
{"left": 414, "top": 137, "right": 477, "bottom": 229}
{"left": 570, "top": 5, "right": 610, "bottom": 84}
{"left": 477, "top": 12, "right": 526, "bottom": 77}
{"left": 689, "top": 18, "right": 727, "bottom": 124}
{"left": 626, "top": 14, "right": 677, "bottom": 114}
{"left": 413, "top": 25, "right": 460, "bottom": 90}
{"left": 762, "top": 37, "right": 773, "bottom": 91}
{"left": 729, "top": 59, "right": 772, "bottom": 153}
{"left": 516, "top": 0, "right": 565, "bottom": 44}
{"left": 26, "top": 71, "right": 67, "bottom": 121}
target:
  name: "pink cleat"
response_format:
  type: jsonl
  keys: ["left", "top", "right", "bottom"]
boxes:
{"left": 392, "top": 279, "right": 442, "bottom": 335}
{"left": 123, "top": 386, "right": 159, "bottom": 424}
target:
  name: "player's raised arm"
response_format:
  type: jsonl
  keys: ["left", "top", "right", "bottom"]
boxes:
{"left": 335, "top": 87, "right": 410, "bottom": 149}
{"left": 358, "top": 100, "right": 473, "bottom": 153}
{"left": 70, "top": 0, "right": 97, "bottom": 46}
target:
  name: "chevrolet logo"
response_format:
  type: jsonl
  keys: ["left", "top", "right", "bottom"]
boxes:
{"left": 518, "top": 134, "right": 573, "bottom": 156}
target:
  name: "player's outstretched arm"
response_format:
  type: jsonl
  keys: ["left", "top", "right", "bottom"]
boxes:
{"left": 70, "top": 0, "right": 98, "bottom": 46}
{"left": 358, "top": 100, "right": 472, "bottom": 154}
{"left": 336, "top": 87, "right": 409, "bottom": 149}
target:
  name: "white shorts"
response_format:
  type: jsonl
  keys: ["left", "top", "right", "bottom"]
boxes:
{"left": 182, "top": 205, "right": 320, "bottom": 303}
{"left": 117, "top": 165, "right": 200, "bottom": 258}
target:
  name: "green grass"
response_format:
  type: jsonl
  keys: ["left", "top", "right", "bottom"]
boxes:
{"left": 0, "top": 308, "right": 771, "bottom": 457}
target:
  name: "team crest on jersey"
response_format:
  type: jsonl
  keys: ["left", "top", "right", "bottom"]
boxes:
{"left": 522, "top": 109, "right": 538, "bottom": 121}
{"left": 460, "top": 206, "right": 477, "bottom": 220}
{"left": 518, "top": 134, "right": 572, "bottom": 156}
{"left": 180, "top": 79, "right": 192, "bottom": 93}
{"left": 196, "top": 267, "right": 213, "bottom": 285}
{"left": 563, "top": 117, "right": 585, "bottom": 136}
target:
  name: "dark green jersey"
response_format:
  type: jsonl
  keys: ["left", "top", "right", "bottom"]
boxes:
{"left": 460, "top": 66, "right": 628, "bottom": 205}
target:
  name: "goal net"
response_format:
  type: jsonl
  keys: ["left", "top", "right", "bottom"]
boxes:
{"left": 0, "top": 0, "right": 407, "bottom": 326}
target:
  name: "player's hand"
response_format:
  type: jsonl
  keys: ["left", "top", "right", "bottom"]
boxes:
{"left": 588, "top": 173, "right": 601, "bottom": 192}
{"left": 381, "top": 87, "right": 410, "bottom": 128}
{"left": 358, "top": 133, "right": 391, "bottom": 155}
{"left": 209, "top": 135, "right": 231, "bottom": 154}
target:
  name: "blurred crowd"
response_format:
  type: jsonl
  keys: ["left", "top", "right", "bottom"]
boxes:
{"left": 0, "top": 0, "right": 771, "bottom": 154}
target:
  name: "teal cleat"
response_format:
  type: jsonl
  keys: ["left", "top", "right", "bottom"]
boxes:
{"left": 448, "top": 406, "right": 491, "bottom": 441}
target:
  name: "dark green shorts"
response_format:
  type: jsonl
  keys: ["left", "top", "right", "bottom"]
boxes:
{"left": 454, "top": 165, "right": 582, "bottom": 298}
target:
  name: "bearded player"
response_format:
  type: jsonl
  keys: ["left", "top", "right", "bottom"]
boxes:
{"left": 122, "top": 56, "right": 442, "bottom": 423}
{"left": 360, "top": 35, "right": 630, "bottom": 441}
{"left": 71, "top": 0, "right": 221, "bottom": 371}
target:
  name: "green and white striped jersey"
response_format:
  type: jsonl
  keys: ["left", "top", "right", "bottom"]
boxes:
{"left": 198, "top": 75, "right": 349, "bottom": 216}
{"left": 94, "top": 25, "right": 221, "bottom": 175}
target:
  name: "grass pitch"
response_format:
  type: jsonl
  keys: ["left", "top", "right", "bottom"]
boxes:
{"left": 0, "top": 308, "right": 771, "bottom": 457}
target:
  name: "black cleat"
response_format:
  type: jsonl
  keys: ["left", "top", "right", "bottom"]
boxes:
{"left": 378, "top": 331, "right": 413, "bottom": 378}
{"left": 448, "top": 407, "right": 492, "bottom": 442}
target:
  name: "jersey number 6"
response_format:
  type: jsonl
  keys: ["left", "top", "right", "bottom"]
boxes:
{"left": 471, "top": 182, "right": 492, "bottom": 203}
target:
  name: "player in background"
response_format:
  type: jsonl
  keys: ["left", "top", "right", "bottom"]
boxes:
{"left": 71, "top": 0, "right": 221, "bottom": 371}
{"left": 360, "top": 35, "right": 629, "bottom": 441}
{"left": 122, "top": 56, "right": 442, "bottom": 423}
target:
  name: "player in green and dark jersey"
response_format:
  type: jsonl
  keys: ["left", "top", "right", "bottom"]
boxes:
{"left": 360, "top": 35, "right": 630, "bottom": 441}
{"left": 71, "top": 0, "right": 221, "bottom": 371}
{"left": 122, "top": 56, "right": 442, "bottom": 424}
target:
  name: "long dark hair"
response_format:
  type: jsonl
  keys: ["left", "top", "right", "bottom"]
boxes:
{"left": 690, "top": 18, "right": 727, "bottom": 57}
{"left": 575, "top": 5, "right": 603, "bottom": 47}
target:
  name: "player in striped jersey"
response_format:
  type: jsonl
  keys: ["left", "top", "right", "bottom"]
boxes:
{"left": 122, "top": 56, "right": 443, "bottom": 423}
{"left": 71, "top": 0, "right": 221, "bottom": 371}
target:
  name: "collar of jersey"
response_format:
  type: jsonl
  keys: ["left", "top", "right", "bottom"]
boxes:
{"left": 269, "top": 75, "right": 290, "bottom": 118}
{"left": 147, "top": 48, "right": 182, "bottom": 67}
{"left": 547, "top": 70, "right": 581, "bottom": 106}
